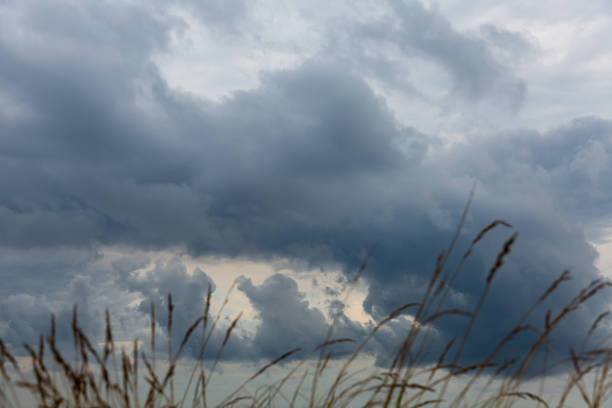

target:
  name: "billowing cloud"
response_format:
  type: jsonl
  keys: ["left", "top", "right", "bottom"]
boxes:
{"left": 0, "top": 0, "right": 611, "bottom": 373}
{"left": 237, "top": 273, "right": 374, "bottom": 360}
{"left": 0, "top": 272, "right": 100, "bottom": 348}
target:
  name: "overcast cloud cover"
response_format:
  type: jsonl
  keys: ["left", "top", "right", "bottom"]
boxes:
{"left": 1, "top": 0, "right": 612, "bottom": 371}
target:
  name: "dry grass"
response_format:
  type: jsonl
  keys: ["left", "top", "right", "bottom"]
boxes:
{"left": 2, "top": 213, "right": 612, "bottom": 407}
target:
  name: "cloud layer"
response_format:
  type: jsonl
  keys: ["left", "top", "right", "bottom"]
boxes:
{"left": 1, "top": 0, "right": 612, "bottom": 371}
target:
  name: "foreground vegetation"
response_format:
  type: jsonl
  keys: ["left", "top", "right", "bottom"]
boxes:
{"left": 2, "top": 213, "right": 612, "bottom": 407}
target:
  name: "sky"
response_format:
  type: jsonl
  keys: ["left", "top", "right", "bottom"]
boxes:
{"left": 1, "top": 0, "right": 612, "bottom": 394}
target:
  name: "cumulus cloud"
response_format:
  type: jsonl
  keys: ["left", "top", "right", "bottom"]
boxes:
{"left": 236, "top": 273, "right": 371, "bottom": 359}
{"left": 112, "top": 255, "right": 247, "bottom": 360}
{"left": 0, "top": 0, "right": 611, "bottom": 372}
{"left": 0, "top": 273, "right": 101, "bottom": 348}
{"left": 116, "top": 256, "right": 216, "bottom": 339}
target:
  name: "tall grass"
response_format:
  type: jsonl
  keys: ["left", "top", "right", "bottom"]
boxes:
{"left": 1, "top": 215, "right": 612, "bottom": 407}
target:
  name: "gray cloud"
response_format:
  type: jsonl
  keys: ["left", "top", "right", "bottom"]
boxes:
{"left": 164, "top": 0, "right": 249, "bottom": 31}
{"left": 322, "top": 0, "right": 528, "bottom": 111}
{"left": 478, "top": 24, "right": 540, "bottom": 66}
{"left": 237, "top": 273, "right": 372, "bottom": 359}
{"left": 0, "top": 247, "right": 99, "bottom": 296}
{"left": 0, "top": 273, "right": 100, "bottom": 349}
{"left": 1, "top": 0, "right": 612, "bottom": 371}
{"left": 236, "top": 273, "right": 416, "bottom": 363}
{"left": 112, "top": 255, "right": 249, "bottom": 361}
{"left": 117, "top": 256, "right": 216, "bottom": 336}
{"left": 237, "top": 274, "right": 331, "bottom": 357}
{"left": 387, "top": 0, "right": 524, "bottom": 104}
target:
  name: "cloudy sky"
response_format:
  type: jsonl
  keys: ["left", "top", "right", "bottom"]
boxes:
{"left": 1, "top": 0, "right": 612, "bottom": 388}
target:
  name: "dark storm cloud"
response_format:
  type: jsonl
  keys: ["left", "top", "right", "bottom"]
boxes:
{"left": 1, "top": 0, "right": 612, "bottom": 369}
{"left": 0, "top": 247, "right": 99, "bottom": 296}
{"left": 463, "top": 117, "right": 612, "bottom": 226}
